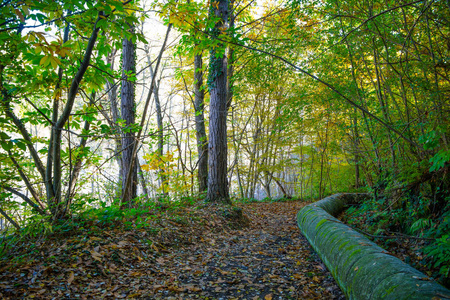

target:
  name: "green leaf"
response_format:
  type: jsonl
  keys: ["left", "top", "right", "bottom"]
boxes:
{"left": 429, "top": 150, "right": 450, "bottom": 172}
{"left": 0, "top": 132, "right": 10, "bottom": 140}
{"left": 1, "top": 141, "right": 13, "bottom": 151}
{"left": 16, "top": 141, "right": 27, "bottom": 151}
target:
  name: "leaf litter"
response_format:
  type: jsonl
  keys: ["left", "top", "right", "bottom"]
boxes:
{"left": 0, "top": 200, "right": 344, "bottom": 299}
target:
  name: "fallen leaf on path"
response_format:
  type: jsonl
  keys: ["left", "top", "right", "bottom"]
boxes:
{"left": 67, "top": 271, "right": 74, "bottom": 285}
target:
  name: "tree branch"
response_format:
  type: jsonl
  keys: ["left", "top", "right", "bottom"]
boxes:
{"left": 0, "top": 206, "right": 20, "bottom": 230}
{"left": 7, "top": 152, "right": 46, "bottom": 215}
{"left": 190, "top": 28, "right": 421, "bottom": 148}
{"left": 1, "top": 186, "right": 46, "bottom": 215}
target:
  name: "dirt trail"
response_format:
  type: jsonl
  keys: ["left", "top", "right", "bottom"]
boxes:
{"left": 0, "top": 201, "right": 344, "bottom": 299}
{"left": 150, "top": 201, "right": 344, "bottom": 299}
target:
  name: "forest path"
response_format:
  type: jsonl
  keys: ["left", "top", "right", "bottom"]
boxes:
{"left": 0, "top": 201, "right": 344, "bottom": 299}
{"left": 150, "top": 201, "right": 344, "bottom": 299}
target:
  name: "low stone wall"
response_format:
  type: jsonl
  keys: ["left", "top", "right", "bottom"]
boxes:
{"left": 297, "top": 193, "right": 450, "bottom": 300}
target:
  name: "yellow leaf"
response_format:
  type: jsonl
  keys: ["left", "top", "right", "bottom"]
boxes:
{"left": 264, "top": 294, "right": 273, "bottom": 300}
{"left": 22, "top": 6, "right": 29, "bottom": 16}
{"left": 128, "top": 293, "right": 141, "bottom": 297}
{"left": 151, "top": 243, "right": 159, "bottom": 252}
{"left": 39, "top": 56, "right": 48, "bottom": 66}
{"left": 54, "top": 88, "right": 61, "bottom": 100}
{"left": 67, "top": 271, "right": 74, "bottom": 285}
{"left": 50, "top": 57, "right": 58, "bottom": 69}
{"left": 90, "top": 250, "right": 103, "bottom": 262}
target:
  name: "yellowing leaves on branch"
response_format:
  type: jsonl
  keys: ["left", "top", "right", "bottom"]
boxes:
{"left": 141, "top": 151, "right": 175, "bottom": 172}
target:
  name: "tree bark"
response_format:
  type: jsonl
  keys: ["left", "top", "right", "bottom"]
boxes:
{"left": 138, "top": 162, "right": 150, "bottom": 200}
{"left": 105, "top": 49, "right": 123, "bottom": 188}
{"left": 206, "top": 0, "right": 231, "bottom": 204}
{"left": 121, "top": 24, "right": 172, "bottom": 204}
{"left": 194, "top": 53, "right": 208, "bottom": 193}
{"left": 121, "top": 24, "right": 137, "bottom": 206}
{"left": 226, "top": 0, "right": 235, "bottom": 111}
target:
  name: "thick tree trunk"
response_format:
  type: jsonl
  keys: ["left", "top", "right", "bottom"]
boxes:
{"left": 206, "top": 0, "right": 230, "bottom": 204}
{"left": 121, "top": 27, "right": 137, "bottom": 206}
{"left": 193, "top": 53, "right": 208, "bottom": 193}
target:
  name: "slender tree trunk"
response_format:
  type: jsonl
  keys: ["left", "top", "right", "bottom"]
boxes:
{"left": 338, "top": 11, "right": 381, "bottom": 181}
{"left": 425, "top": 14, "right": 448, "bottom": 148}
{"left": 353, "top": 110, "right": 360, "bottom": 189}
{"left": 50, "top": 14, "right": 102, "bottom": 217}
{"left": 121, "top": 24, "right": 137, "bottom": 206}
{"left": 372, "top": 38, "right": 396, "bottom": 169}
{"left": 64, "top": 93, "right": 95, "bottom": 214}
{"left": 299, "top": 135, "right": 304, "bottom": 199}
{"left": 193, "top": 53, "right": 208, "bottom": 193}
{"left": 138, "top": 162, "right": 150, "bottom": 200}
{"left": 318, "top": 119, "right": 329, "bottom": 199}
{"left": 144, "top": 44, "right": 168, "bottom": 194}
{"left": 153, "top": 77, "right": 167, "bottom": 195}
{"left": 226, "top": 0, "right": 235, "bottom": 110}
{"left": 106, "top": 49, "right": 123, "bottom": 188}
{"left": 309, "top": 147, "right": 315, "bottom": 200}
{"left": 206, "top": 0, "right": 230, "bottom": 204}
{"left": 121, "top": 24, "right": 172, "bottom": 205}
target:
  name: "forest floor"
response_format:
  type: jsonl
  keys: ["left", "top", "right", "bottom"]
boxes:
{"left": 0, "top": 200, "right": 344, "bottom": 299}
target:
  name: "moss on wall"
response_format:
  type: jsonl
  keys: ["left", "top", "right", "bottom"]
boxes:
{"left": 297, "top": 193, "right": 450, "bottom": 300}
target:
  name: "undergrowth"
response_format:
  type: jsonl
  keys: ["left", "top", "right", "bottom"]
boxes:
{"left": 343, "top": 192, "right": 450, "bottom": 288}
{"left": 0, "top": 195, "right": 201, "bottom": 260}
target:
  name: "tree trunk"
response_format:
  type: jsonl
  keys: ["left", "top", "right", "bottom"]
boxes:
{"left": 138, "top": 162, "right": 150, "bottom": 200}
{"left": 106, "top": 49, "right": 123, "bottom": 189}
{"left": 206, "top": 0, "right": 230, "bottom": 204}
{"left": 226, "top": 0, "right": 235, "bottom": 111}
{"left": 121, "top": 25, "right": 137, "bottom": 206}
{"left": 194, "top": 53, "right": 208, "bottom": 193}
{"left": 149, "top": 65, "right": 168, "bottom": 195}
{"left": 49, "top": 14, "right": 102, "bottom": 217}
{"left": 120, "top": 23, "right": 172, "bottom": 205}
